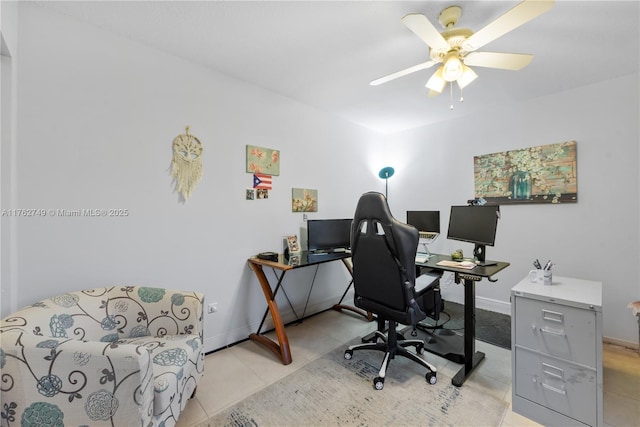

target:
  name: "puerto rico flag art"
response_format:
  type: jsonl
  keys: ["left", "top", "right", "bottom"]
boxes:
{"left": 253, "top": 173, "right": 272, "bottom": 190}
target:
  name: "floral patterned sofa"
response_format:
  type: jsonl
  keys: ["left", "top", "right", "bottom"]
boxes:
{"left": 0, "top": 286, "right": 205, "bottom": 427}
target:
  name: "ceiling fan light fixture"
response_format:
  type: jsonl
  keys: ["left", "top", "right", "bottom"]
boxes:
{"left": 457, "top": 64, "right": 478, "bottom": 89}
{"left": 442, "top": 51, "right": 463, "bottom": 82}
{"left": 425, "top": 66, "right": 446, "bottom": 93}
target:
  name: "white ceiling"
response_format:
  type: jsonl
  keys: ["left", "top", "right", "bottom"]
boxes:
{"left": 33, "top": 1, "right": 640, "bottom": 134}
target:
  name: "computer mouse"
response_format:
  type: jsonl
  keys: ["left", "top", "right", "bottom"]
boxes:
{"left": 460, "top": 261, "right": 476, "bottom": 268}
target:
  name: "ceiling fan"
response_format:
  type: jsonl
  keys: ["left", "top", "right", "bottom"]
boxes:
{"left": 371, "top": 0, "right": 555, "bottom": 99}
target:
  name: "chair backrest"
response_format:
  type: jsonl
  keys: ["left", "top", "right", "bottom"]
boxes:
{"left": 350, "top": 192, "right": 421, "bottom": 322}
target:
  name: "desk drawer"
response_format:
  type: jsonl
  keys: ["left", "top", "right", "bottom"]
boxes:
{"left": 514, "top": 296, "right": 597, "bottom": 366}
{"left": 514, "top": 347, "right": 597, "bottom": 426}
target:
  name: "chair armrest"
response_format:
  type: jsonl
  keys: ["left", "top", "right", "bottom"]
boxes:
{"left": 0, "top": 330, "right": 153, "bottom": 426}
{"left": 131, "top": 288, "right": 205, "bottom": 339}
{"left": 415, "top": 273, "right": 440, "bottom": 293}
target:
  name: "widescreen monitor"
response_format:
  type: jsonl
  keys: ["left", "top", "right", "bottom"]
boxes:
{"left": 307, "top": 219, "right": 352, "bottom": 253}
{"left": 447, "top": 205, "right": 500, "bottom": 262}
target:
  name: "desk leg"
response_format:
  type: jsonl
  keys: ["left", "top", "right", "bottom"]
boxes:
{"left": 248, "top": 263, "right": 292, "bottom": 365}
{"left": 451, "top": 278, "right": 485, "bottom": 387}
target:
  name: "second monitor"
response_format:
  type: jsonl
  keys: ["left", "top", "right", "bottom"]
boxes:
{"left": 307, "top": 219, "right": 352, "bottom": 253}
{"left": 406, "top": 211, "right": 440, "bottom": 258}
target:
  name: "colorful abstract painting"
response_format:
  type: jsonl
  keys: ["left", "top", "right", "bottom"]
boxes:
{"left": 292, "top": 188, "right": 318, "bottom": 212}
{"left": 246, "top": 145, "right": 280, "bottom": 176}
{"left": 474, "top": 141, "right": 577, "bottom": 204}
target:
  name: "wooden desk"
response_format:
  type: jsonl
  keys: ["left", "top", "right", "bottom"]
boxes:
{"left": 247, "top": 251, "right": 364, "bottom": 365}
{"left": 418, "top": 253, "right": 510, "bottom": 386}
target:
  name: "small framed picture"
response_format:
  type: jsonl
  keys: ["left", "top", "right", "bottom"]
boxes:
{"left": 246, "top": 188, "right": 256, "bottom": 200}
{"left": 286, "top": 235, "right": 301, "bottom": 254}
{"left": 288, "top": 255, "right": 300, "bottom": 266}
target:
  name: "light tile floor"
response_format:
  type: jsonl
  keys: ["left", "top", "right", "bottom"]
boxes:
{"left": 177, "top": 310, "right": 640, "bottom": 426}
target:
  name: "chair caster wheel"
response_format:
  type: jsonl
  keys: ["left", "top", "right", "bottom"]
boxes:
{"left": 344, "top": 350, "right": 352, "bottom": 360}
{"left": 373, "top": 377, "right": 384, "bottom": 390}
{"left": 426, "top": 372, "right": 437, "bottom": 385}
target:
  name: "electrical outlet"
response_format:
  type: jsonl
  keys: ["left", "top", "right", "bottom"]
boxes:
{"left": 207, "top": 302, "right": 218, "bottom": 314}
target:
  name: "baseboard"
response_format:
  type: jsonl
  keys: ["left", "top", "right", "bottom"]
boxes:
{"left": 445, "top": 295, "right": 511, "bottom": 316}
{"left": 205, "top": 291, "right": 640, "bottom": 355}
{"left": 203, "top": 294, "right": 346, "bottom": 353}
{"left": 603, "top": 336, "right": 638, "bottom": 351}
{"left": 204, "top": 292, "right": 512, "bottom": 353}
{"left": 476, "top": 297, "right": 511, "bottom": 315}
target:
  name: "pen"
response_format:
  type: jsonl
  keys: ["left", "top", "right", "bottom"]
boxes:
{"left": 543, "top": 260, "right": 552, "bottom": 270}
{"left": 533, "top": 259, "right": 542, "bottom": 269}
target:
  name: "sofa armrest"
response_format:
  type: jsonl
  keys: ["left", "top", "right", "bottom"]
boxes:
{"left": 0, "top": 330, "right": 154, "bottom": 427}
{"left": 135, "top": 288, "right": 205, "bottom": 339}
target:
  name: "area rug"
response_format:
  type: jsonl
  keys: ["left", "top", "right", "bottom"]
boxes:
{"left": 418, "top": 301, "right": 512, "bottom": 349}
{"left": 199, "top": 340, "right": 508, "bottom": 427}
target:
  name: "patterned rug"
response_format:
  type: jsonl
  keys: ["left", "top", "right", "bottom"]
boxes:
{"left": 199, "top": 339, "right": 508, "bottom": 426}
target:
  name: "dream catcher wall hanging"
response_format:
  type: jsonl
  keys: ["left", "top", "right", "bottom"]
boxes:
{"left": 170, "top": 126, "right": 203, "bottom": 202}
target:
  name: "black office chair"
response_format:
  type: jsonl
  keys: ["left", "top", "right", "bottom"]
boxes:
{"left": 344, "top": 191, "right": 437, "bottom": 390}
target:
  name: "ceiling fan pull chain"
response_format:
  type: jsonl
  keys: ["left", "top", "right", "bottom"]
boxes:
{"left": 460, "top": 86, "right": 464, "bottom": 103}
{"left": 449, "top": 82, "right": 454, "bottom": 110}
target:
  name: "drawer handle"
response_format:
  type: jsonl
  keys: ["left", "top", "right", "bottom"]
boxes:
{"left": 541, "top": 382, "right": 566, "bottom": 395}
{"left": 542, "top": 363, "right": 564, "bottom": 379}
{"left": 539, "top": 327, "right": 566, "bottom": 337}
{"left": 542, "top": 309, "right": 564, "bottom": 323}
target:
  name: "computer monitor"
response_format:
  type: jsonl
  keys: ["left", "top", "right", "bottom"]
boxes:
{"left": 406, "top": 211, "right": 440, "bottom": 255}
{"left": 307, "top": 219, "right": 352, "bottom": 253}
{"left": 447, "top": 205, "right": 500, "bottom": 263}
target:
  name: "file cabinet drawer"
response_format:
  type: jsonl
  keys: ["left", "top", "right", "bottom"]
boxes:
{"left": 514, "top": 347, "right": 597, "bottom": 426}
{"left": 514, "top": 296, "right": 597, "bottom": 366}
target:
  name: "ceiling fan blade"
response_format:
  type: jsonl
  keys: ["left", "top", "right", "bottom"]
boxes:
{"left": 462, "top": 0, "right": 555, "bottom": 52}
{"left": 464, "top": 52, "right": 533, "bottom": 70}
{"left": 401, "top": 13, "right": 450, "bottom": 51}
{"left": 427, "top": 89, "right": 442, "bottom": 98}
{"left": 370, "top": 61, "right": 438, "bottom": 86}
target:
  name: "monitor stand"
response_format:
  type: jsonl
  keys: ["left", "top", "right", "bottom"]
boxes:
{"left": 473, "top": 244, "right": 486, "bottom": 262}
{"left": 417, "top": 242, "right": 433, "bottom": 258}
{"left": 472, "top": 244, "right": 498, "bottom": 266}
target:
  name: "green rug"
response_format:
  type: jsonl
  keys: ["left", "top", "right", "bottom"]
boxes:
{"left": 199, "top": 339, "right": 508, "bottom": 426}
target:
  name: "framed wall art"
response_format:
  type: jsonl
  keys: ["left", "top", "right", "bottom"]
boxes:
{"left": 474, "top": 141, "right": 577, "bottom": 204}
{"left": 292, "top": 188, "right": 318, "bottom": 212}
{"left": 246, "top": 145, "right": 280, "bottom": 176}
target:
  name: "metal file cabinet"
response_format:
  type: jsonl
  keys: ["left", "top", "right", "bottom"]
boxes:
{"left": 511, "top": 276, "right": 603, "bottom": 426}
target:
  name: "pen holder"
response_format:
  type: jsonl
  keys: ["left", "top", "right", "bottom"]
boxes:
{"left": 529, "top": 269, "right": 552, "bottom": 286}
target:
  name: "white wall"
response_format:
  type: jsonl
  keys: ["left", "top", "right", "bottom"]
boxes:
{"left": 387, "top": 73, "right": 640, "bottom": 345}
{"left": 12, "top": 4, "right": 383, "bottom": 352}
{"left": 7, "top": 3, "right": 640, "bottom": 351}
{"left": 1, "top": 0, "right": 19, "bottom": 318}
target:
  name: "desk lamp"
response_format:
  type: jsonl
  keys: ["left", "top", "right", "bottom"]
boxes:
{"left": 378, "top": 167, "right": 395, "bottom": 199}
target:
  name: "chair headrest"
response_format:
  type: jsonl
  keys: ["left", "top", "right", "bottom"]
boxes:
{"left": 352, "top": 192, "right": 393, "bottom": 226}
